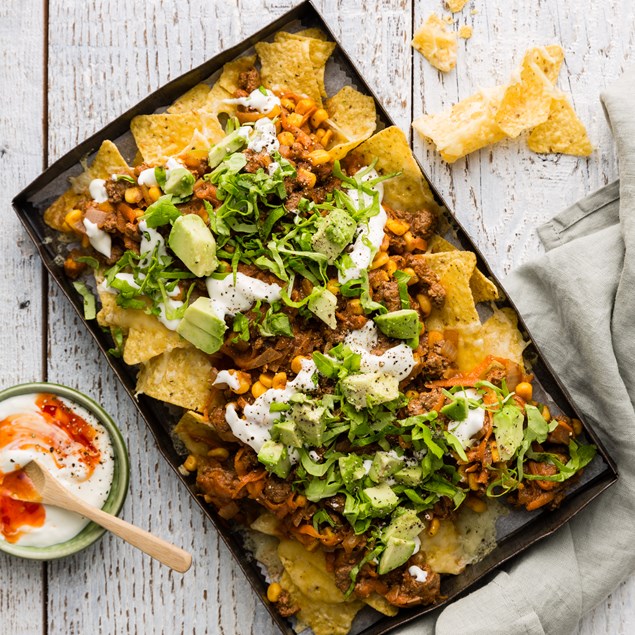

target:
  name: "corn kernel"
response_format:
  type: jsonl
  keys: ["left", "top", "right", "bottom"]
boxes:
{"left": 427, "top": 518, "right": 441, "bottom": 537}
{"left": 386, "top": 218, "right": 410, "bottom": 236}
{"left": 572, "top": 418, "right": 583, "bottom": 436}
{"left": 228, "top": 370, "right": 251, "bottom": 395}
{"left": 307, "top": 149, "right": 332, "bottom": 166}
{"left": 251, "top": 381, "right": 268, "bottom": 399}
{"left": 124, "top": 186, "right": 142, "bottom": 204}
{"left": 416, "top": 294, "right": 432, "bottom": 317}
{"left": 295, "top": 98, "right": 317, "bottom": 116}
{"left": 297, "top": 167, "right": 317, "bottom": 189}
{"left": 349, "top": 299, "right": 363, "bottom": 315}
{"left": 371, "top": 251, "right": 390, "bottom": 270}
{"left": 286, "top": 112, "right": 304, "bottom": 128}
{"left": 183, "top": 455, "right": 197, "bottom": 472}
{"left": 259, "top": 373, "right": 274, "bottom": 388}
{"left": 385, "top": 259, "right": 398, "bottom": 276}
{"left": 267, "top": 582, "right": 283, "bottom": 603}
{"left": 465, "top": 496, "right": 487, "bottom": 513}
{"left": 428, "top": 330, "right": 444, "bottom": 346}
{"left": 291, "top": 355, "right": 309, "bottom": 375}
{"left": 203, "top": 494, "right": 213, "bottom": 504}
{"left": 280, "top": 97, "right": 296, "bottom": 111}
{"left": 405, "top": 390, "right": 419, "bottom": 399}
{"left": 272, "top": 372, "right": 287, "bottom": 389}
{"left": 402, "top": 267, "right": 419, "bottom": 285}
{"left": 310, "top": 108, "right": 329, "bottom": 128}
{"left": 277, "top": 131, "right": 294, "bottom": 146}
{"left": 515, "top": 382, "right": 533, "bottom": 402}
{"left": 148, "top": 186, "right": 162, "bottom": 202}
{"left": 64, "top": 209, "right": 83, "bottom": 229}
{"left": 207, "top": 447, "right": 230, "bottom": 460}
{"left": 542, "top": 406, "right": 551, "bottom": 421}
{"left": 381, "top": 234, "right": 390, "bottom": 251}
{"left": 326, "top": 279, "right": 340, "bottom": 295}
{"left": 321, "top": 129, "right": 333, "bottom": 146}
{"left": 490, "top": 441, "right": 501, "bottom": 463}
{"left": 295, "top": 494, "right": 307, "bottom": 507}
{"left": 468, "top": 473, "right": 479, "bottom": 491}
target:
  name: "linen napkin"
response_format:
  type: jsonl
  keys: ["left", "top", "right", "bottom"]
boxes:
{"left": 401, "top": 66, "right": 635, "bottom": 635}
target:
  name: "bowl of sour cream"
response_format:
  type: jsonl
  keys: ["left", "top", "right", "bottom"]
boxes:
{"left": 0, "top": 382, "right": 129, "bottom": 559}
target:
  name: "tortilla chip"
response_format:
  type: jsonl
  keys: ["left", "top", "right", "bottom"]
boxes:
{"left": 420, "top": 251, "right": 479, "bottom": 329}
{"left": 277, "top": 539, "right": 364, "bottom": 635}
{"left": 324, "top": 86, "right": 376, "bottom": 160}
{"left": 274, "top": 31, "right": 335, "bottom": 97}
{"left": 412, "top": 14, "right": 458, "bottom": 73}
{"left": 494, "top": 45, "right": 564, "bottom": 138}
{"left": 446, "top": 0, "right": 469, "bottom": 11}
{"left": 364, "top": 593, "right": 399, "bottom": 617}
{"left": 351, "top": 126, "right": 439, "bottom": 215}
{"left": 255, "top": 40, "right": 322, "bottom": 104}
{"left": 527, "top": 94, "right": 593, "bottom": 156}
{"left": 218, "top": 54, "right": 258, "bottom": 96}
{"left": 131, "top": 111, "right": 223, "bottom": 163}
{"left": 296, "top": 27, "right": 329, "bottom": 41}
{"left": 135, "top": 347, "right": 214, "bottom": 412}
{"left": 413, "top": 86, "right": 507, "bottom": 162}
{"left": 167, "top": 83, "right": 211, "bottom": 114}
{"left": 459, "top": 25, "right": 473, "bottom": 39}
{"left": 457, "top": 307, "right": 528, "bottom": 371}
{"left": 44, "top": 140, "right": 129, "bottom": 231}
{"left": 96, "top": 290, "right": 189, "bottom": 364}
{"left": 174, "top": 410, "right": 222, "bottom": 456}
{"left": 427, "top": 234, "right": 499, "bottom": 302}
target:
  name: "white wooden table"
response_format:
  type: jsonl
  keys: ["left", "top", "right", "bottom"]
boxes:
{"left": 1, "top": 1, "right": 633, "bottom": 633}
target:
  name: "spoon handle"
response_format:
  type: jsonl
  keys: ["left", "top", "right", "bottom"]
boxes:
{"left": 59, "top": 494, "right": 192, "bottom": 573}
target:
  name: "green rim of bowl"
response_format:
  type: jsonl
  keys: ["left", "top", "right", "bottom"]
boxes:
{"left": 0, "top": 382, "right": 130, "bottom": 560}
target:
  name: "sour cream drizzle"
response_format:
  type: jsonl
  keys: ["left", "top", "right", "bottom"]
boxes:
{"left": 447, "top": 389, "right": 487, "bottom": 449}
{"left": 0, "top": 394, "right": 114, "bottom": 547}
{"left": 82, "top": 218, "right": 112, "bottom": 258}
{"left": 247, "top": 118, "right": 280, "bottom": 154}
{"left": 88, "top": 178, "right": 109, "bottom": 203}
{"left": 408, "top": 565, "right": 428, "bottom": 583}
{"left": 205, "top": 272, "right": 282, "bottom": 319}
{"left": 223, "top": 88, "right": 281, "bottom": 113}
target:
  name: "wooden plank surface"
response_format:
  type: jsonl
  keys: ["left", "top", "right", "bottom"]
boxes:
{"left": 1, "top": 0, "right": 634, "bottom": 633}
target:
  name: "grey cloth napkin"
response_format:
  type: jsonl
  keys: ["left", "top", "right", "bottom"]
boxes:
{"left": 402, "top": 67, "right": 635, "bottom": 635}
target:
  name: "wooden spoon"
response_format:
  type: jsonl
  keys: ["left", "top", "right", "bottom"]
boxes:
{"left": 18, "top": 460, "right": 192, "bottom": 573}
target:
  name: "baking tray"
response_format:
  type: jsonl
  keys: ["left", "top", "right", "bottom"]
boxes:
{"left": 12, "top": 2, "right": 617, "bottom": 633}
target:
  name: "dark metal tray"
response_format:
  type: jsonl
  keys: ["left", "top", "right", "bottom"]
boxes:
{"left": 12, "top": 2, "right": 617, "bottom": 634}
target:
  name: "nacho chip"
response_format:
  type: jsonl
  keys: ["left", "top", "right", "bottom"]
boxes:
{"left": 135, "top": 347, "right": 214, "bottom": 412}
{"left": 494, "top": 45, "right": 564, "bottom": 138}
{"left": 296, "top": 27, "right": 329, "bottom": 41}
{"left": 457, "top": 307, "right": 528, "bottom": 371}
{"left": 277, "top": 539, "right": 364, "bottom": 635}
{"left": 412, "top": 14, "right": 458, "bottom": 73}
{"left": 131, "top": 111, "right": 224, "bottom": 163}
{"left": 167, "top": 83, "right": 211, "bottom": 114}
{"left": 527, "top": 94, "right": 593, "bottom": 156}
{"left": 364, "top": 593, "right": 399, "bottom": 617}
{"left": 324, "top": 86, "right": 376, "bottom": 160}
{"left": 255, "top": 40, "right": 322, "bottom": 104}
{"left": 413, "top": 86, "right": 507, "bottom": 162}
{"left": 427, "top": 234, "right": 499, "bottom": 302}
{"left": 446, "top": 0, "right": 469, "bottom": 11}
{"left": 218, "top": 54, "right": 258, "bottom": 96}
{"left": 420, "top": 251, "right": 479, "bottom": 329}
{"left": 352, "top": 126, "right": 439, "bottom": 214}
{"left": 274, "top": 31, "right": 335, "bottom": 97}
{"left": 44, "top": 140, "right": 128, "bottom": 231}
{"left": 174, "top": 410, "right": 222, "bottom": 456}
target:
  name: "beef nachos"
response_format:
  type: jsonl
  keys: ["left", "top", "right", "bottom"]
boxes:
{"left": 43, "top": 29, "right": 596, "bottom": 635}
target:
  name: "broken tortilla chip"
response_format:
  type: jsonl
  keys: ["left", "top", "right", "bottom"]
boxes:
{"left": 131, "top": 111, "right": 224, "bottom": 163}
{"left": 427, "top": 234, "right": 499, "bottom": 302}
{"left": 174, "top": 410, "right": 222, "bottom": 456}
{"left": 420, "top": 251, "right": 479, "bottom": 329}
{"left": 446, "top": 0, "right": 469, "bottom": 11}
{"left": 44, "top": 140, "right": 129, "bottom": 231}
{"left": 255, "top": 40, "right": 322, "bottom": 104}
{"left": 528, "top": 94, "right": 593, "bottom": 156}
{"left": 413, "top": 86, "right": 507, "bottom": 162}
{"left": 351, "top": 126, "right": 439, "bottom": 214}
{"left": 274, "top": 31, "right": 335, "bottom": 98}
{"left": 494, "top": 45, "right": 564, "bottom": 138}
{"left": 457, "top": 307, "right": 528, "bottom": 372}
{"left": 135, "top": 347, "right": 214, "bottom": 413}
{"left": 324, "top": 86, "right": 376, "bottom": 160}
{"left": 296, "top": 27, "right": 329, "bottom": 41}
{"left": 459, "top": 25, "right": 473, "bottom": 39}
{"left": 412, "top": 13, "right": 458, "bottom": 73}
{"left": 167, "top": 83, "right": 211, "bottom": 114}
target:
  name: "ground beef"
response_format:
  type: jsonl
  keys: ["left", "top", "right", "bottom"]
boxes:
{"left": 384, "top": 562, "right": 441, "bottom": 607}
{"left": 261, "top": 478, "right": 293, "bottom": 505}
{"left": 275, "top": 590, "right": 299, "bottom": 617}
{"left": 193, "top": 180, "right": 220, "bottom": 205}
{"left": 237, "top": 67, "right": 261, "bottom": 94}
{"left": 105, "top": 178, "right": 127, "bottom": 203}
{"left": 394, "top": 207, "right": 437, "bottom": 239}
{"left": 418, "top": 341, "right": 450, "bottom": 378}
{"left": 197, "top": 465, "right": 246, "bottom": 502}
{"left": 403, "top": 254, "right": 446, "bottom": 308}
{"left": 335, "top": 302, "right": 368, "bottom": 331}
{"left": 372, "top": 280, "right": 401, "bottom": 312}
{"left": 406, "top": 388, "right": 443, "bottom": 416}
{"left": 244, "top": 149, "right": 271, "bottom": 173}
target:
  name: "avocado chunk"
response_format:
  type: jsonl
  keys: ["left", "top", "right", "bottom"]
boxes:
{"left": 378, "top": 537, "right": 416, "bottom": 575}
{"left": 168, "top": 214, "right": 218, "bottom": 277}
{"left": 308, "top": 287, "right": 337, "bottom": 329}
{"left": 271, "top": 419, "right": 302, "bottom": 448}
{"left": 208, "top": 128, "right": 249, "bottom": 168}
{"left": 163, "top": 167, "right": 195, "bottom": 198}
{"left": 362, "top": 482, "right": 399, "bottom": 517}
{"left": 176, "top": 297, "right": 227, "bottom": 354}
{"left": 290, "top": 402, "right": 325, "bottom": 446}
{"left": 369, "top": 451, "right": 403, "bottom": 483}
{"left": 311, "top": 208, "right": 357, "bottom": 263}
{"left": 340, "top": 372, "right": 400, "bottom": 410}
{"left": 383, "top": 509, "right": 425, "bottom": 542}
{"left": 374, "top": 309, "right": 421, "bottom": 340}
{"left": 393, "top": 465, "right": 424, "bottom": 486}
{"left": 338, "top": 454, "right": 367, "bottom": 485}
{"left": 258, "top": 440, "right": 291, "bottom": 478}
